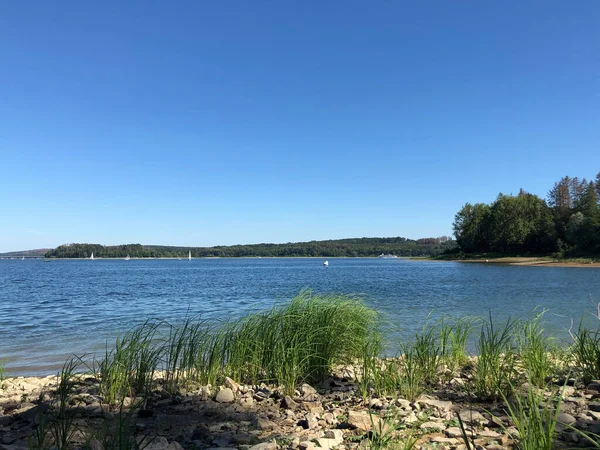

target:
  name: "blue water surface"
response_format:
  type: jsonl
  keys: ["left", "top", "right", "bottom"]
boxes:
{"left": 1, "top": 258, "right": 599, "bottom": 375}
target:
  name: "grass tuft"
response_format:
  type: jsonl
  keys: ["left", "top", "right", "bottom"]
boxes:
{"left": 516, "top": 311, "right": 555, "bottom": 387}
{"left": 473, "top": 313, "right": 518, "bottom": 400}
{"left": 500, "top": 380, "right": 564, "bottom": 450}
{"left": 572, "top": 322, "right": 600, "bottom": 384}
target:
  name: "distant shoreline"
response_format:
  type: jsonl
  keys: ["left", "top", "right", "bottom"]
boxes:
{"left": 37, "top": 256, "right": 413, "bottom": 260}
{"left": 431, "top": 256, "right": 600, "bottom": 268}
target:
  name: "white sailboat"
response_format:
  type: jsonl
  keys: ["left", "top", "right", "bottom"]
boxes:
{"left": 125, "top": 254, "right": 130, "bottom": 261}
{"left": 21, "top": 256, "right": 25, "bottom": 260}
{"left": 188, "top": 251, "right": 192, "bottom": 261}
{"left": 323, "top": 260, "right": 329, "bottom": 266}
{"left": 90, "top": 252, "right": 94, "bottom": 260}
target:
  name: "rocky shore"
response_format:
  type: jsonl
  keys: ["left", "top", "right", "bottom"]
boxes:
{"left": 2, "top": 365, "right": 600, "bottom": 450}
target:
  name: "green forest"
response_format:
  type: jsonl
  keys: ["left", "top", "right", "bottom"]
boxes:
{"left": 44, "top": 236, "right": 456, "bottom": 259}
{"left": 451, "top": 172, "right": 600, "bottom": 257}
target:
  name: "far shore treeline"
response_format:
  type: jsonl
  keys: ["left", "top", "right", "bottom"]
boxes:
{"left": 44, "top": 236, "right": 456, "bottom": 259}
{"left": 451, "top": 172, "right": 600, "bottom": 257}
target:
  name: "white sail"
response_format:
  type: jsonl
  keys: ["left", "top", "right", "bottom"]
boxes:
{"left": 125, "top": 254, "right": 130, "bottom": 261}
{"left": 189, "top": 251, "right": 192, "bottom": 261}
{"left": 90, "top": 252, "right": 94, "bottom": 260}
{"left": 323, "top": 260, "right": 328, "bottom": 266}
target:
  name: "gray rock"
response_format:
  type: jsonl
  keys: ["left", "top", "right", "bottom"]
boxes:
{"left": 589, "top": 402, "right": 600, "bottom": 412}
{"left": 212, "top": 437, "right": 233, "bottom": 447}
{"left": 305, "top": 412, "right": 319, "bottom": 429}
{"left": 166, "top": 443, "right": 184, "bottom": 450}
{"left": 233, "top": 433, "right": 255, "bottom": 445}
{"left": 0, "top": 444, "right": 29, "bottom": 450}
{"left": 445, "top": 427, "right": 465, "bottom": 439}
{"left": 348, "top": 410, "right": 376, "bottom": 431}
{"left": 420, "top": 421, "right": 444, "bottom": 430}
{"left": 564, "top": 431, "right": 580, "bottom": 444}
{"left": 225, "top": 377, "right": 240, "bottom": 393}
{"left": 404, "top": 412, "right": 418, "bottom": 424}
{"left": 557, "top": 412, "right": 576, "bottom": 425}
{"left": 249, "top": 443, "right": 277, "bottom": 450}
{"left": 300, "top": 384, "right": 318, "bottom": 396}
{"left": 239, "top": 395, "right": 254, "bottom": 407}
{"left": 317, "top": 438, "right": 340, "bottom": 450}
{"left": 281, "top": 395, "right": 298, "bottom": 410}
{"left": 556, "top": 412, "right": 577, "bottom": 432}
{"left": 458, "top": 409, "right": 487, "bottom": 425}
{"left": 477, "top": 430, "right": 501, "bottom": 438}
{"left": 308, "top": 405, "right": 324, "bottom": 416}
{"left": 216, "top": 388, "right": 235, "bottom": 403}
{"left": 324, "top": 429, "right": 343, "bottom": 441}
{"left": 89, "top": 438, "right": 104, "bottom": 450}
{"left": 430, "top": 437, "right": 459, "bottom": 445}
{"left": 191, "top": 425, "right": 210, "bottom": 440}
{"left": 323, "top": 412, "right": 336, "bottom": 424}
{"left": 561, "top": 386, "right": 576, "bottom": 397}
{"left": 254, "top": 417, "right": 277, "bottom": 431}
{"left": 369, "top": 398, "right": 383, "bottom": 409}
{"left": 417, "top": 398, "right": 453, "bottom": 418}
{"left": 144, "top": 437, "right": 169, "bottom": 450}
{"left": 395, "top": 398, "right": 411, "bottom": 409}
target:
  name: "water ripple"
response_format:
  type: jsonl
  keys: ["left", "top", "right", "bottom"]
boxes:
{"left": 1, "top": 258, "right": 600, "bottom": 376}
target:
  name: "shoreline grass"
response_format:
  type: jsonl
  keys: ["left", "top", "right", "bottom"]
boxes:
{"left": 83, "top": 291, "right": 381, "bottom": 404}
{"left": 6, "top": 291, "right": 600, "bottom": 449}
{"left": 9, "top": 292, "right": 599, "bottom": 405}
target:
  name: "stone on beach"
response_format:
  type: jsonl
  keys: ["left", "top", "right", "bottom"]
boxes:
{"left": 215, "top": 388, "right": 235, "bottom": 403}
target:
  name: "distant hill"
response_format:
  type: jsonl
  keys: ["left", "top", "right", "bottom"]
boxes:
{"left": 44, "top": 237, "right": 456, "bottom": 258}
{"left": 0, "top": 248, "right": 51, "bottom": 257}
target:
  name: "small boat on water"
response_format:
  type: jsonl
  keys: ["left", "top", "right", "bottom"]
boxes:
{"left": 90, "top": 252, "right": 94, "bottom": 260}
{"left": 21, "top": 256, "right": 25, "bottom": 260}
{"left": 188, "top": 251, "right": 192, "bottom": 261}
{"left": 125, "top": 254, "right": 130, "bottom": 261}
{"left": 323, "top": 260, "right": 329, "bottom": 266}
{"left": 378, "top": 254, "right": 398, "bottom": 259}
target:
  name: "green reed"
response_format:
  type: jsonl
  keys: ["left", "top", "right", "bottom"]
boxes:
{"left": 516, "top": 312, "right": 555, "bottom": 387}
{"left": 163, "top": 316, "right": 220, "bottom": 392}
{"left": 95, "top": 398, "right": 148, "bottom": 450}
{"left": 223, "top": 291, "right": 379, "bottom": 391}
{"left": 473, "top": 313, "right": 518, "bottom": 400}
{"left": 413, "top": 324, "right": 442, "bottom": 386}
{"left": 501, "top": 381, "right": 564, "bottom": 450}
{"left": 572, "top": 322, "right": 600, "bottom": 383}
{"left": 97, "top": 319, "right": 162, "bottom": 404}
{"left": 356, "top": 335, "right": 387, "bottom": 398}
{"left": 93, "top": 291, "right": 379, "bottom": 402}
{"left": 368, "top": 408, "right": 417, "bottom": 450}
{"left": 29, "top": 358, "right": 81, "bottom": 450}
{"left": 447, "top": 316, "right": 477, "bottom": 371}
{"left": 398, "top": 345, "right": 426, "bottom": 402}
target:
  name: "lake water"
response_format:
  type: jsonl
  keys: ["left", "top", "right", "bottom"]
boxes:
{"left": 1, "top": 258, "right": 600, "bottom": 376}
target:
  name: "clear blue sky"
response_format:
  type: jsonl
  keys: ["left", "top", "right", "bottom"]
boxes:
{"left": 1, "top": 1, "right": 598, "bottom": 252}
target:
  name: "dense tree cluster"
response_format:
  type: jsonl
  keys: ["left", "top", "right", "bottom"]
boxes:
{"left": 44, "top": 237, "right": 456, "bottom": 259}
{"left": 452, "top": 172, "right": 600, "bottom": 256}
